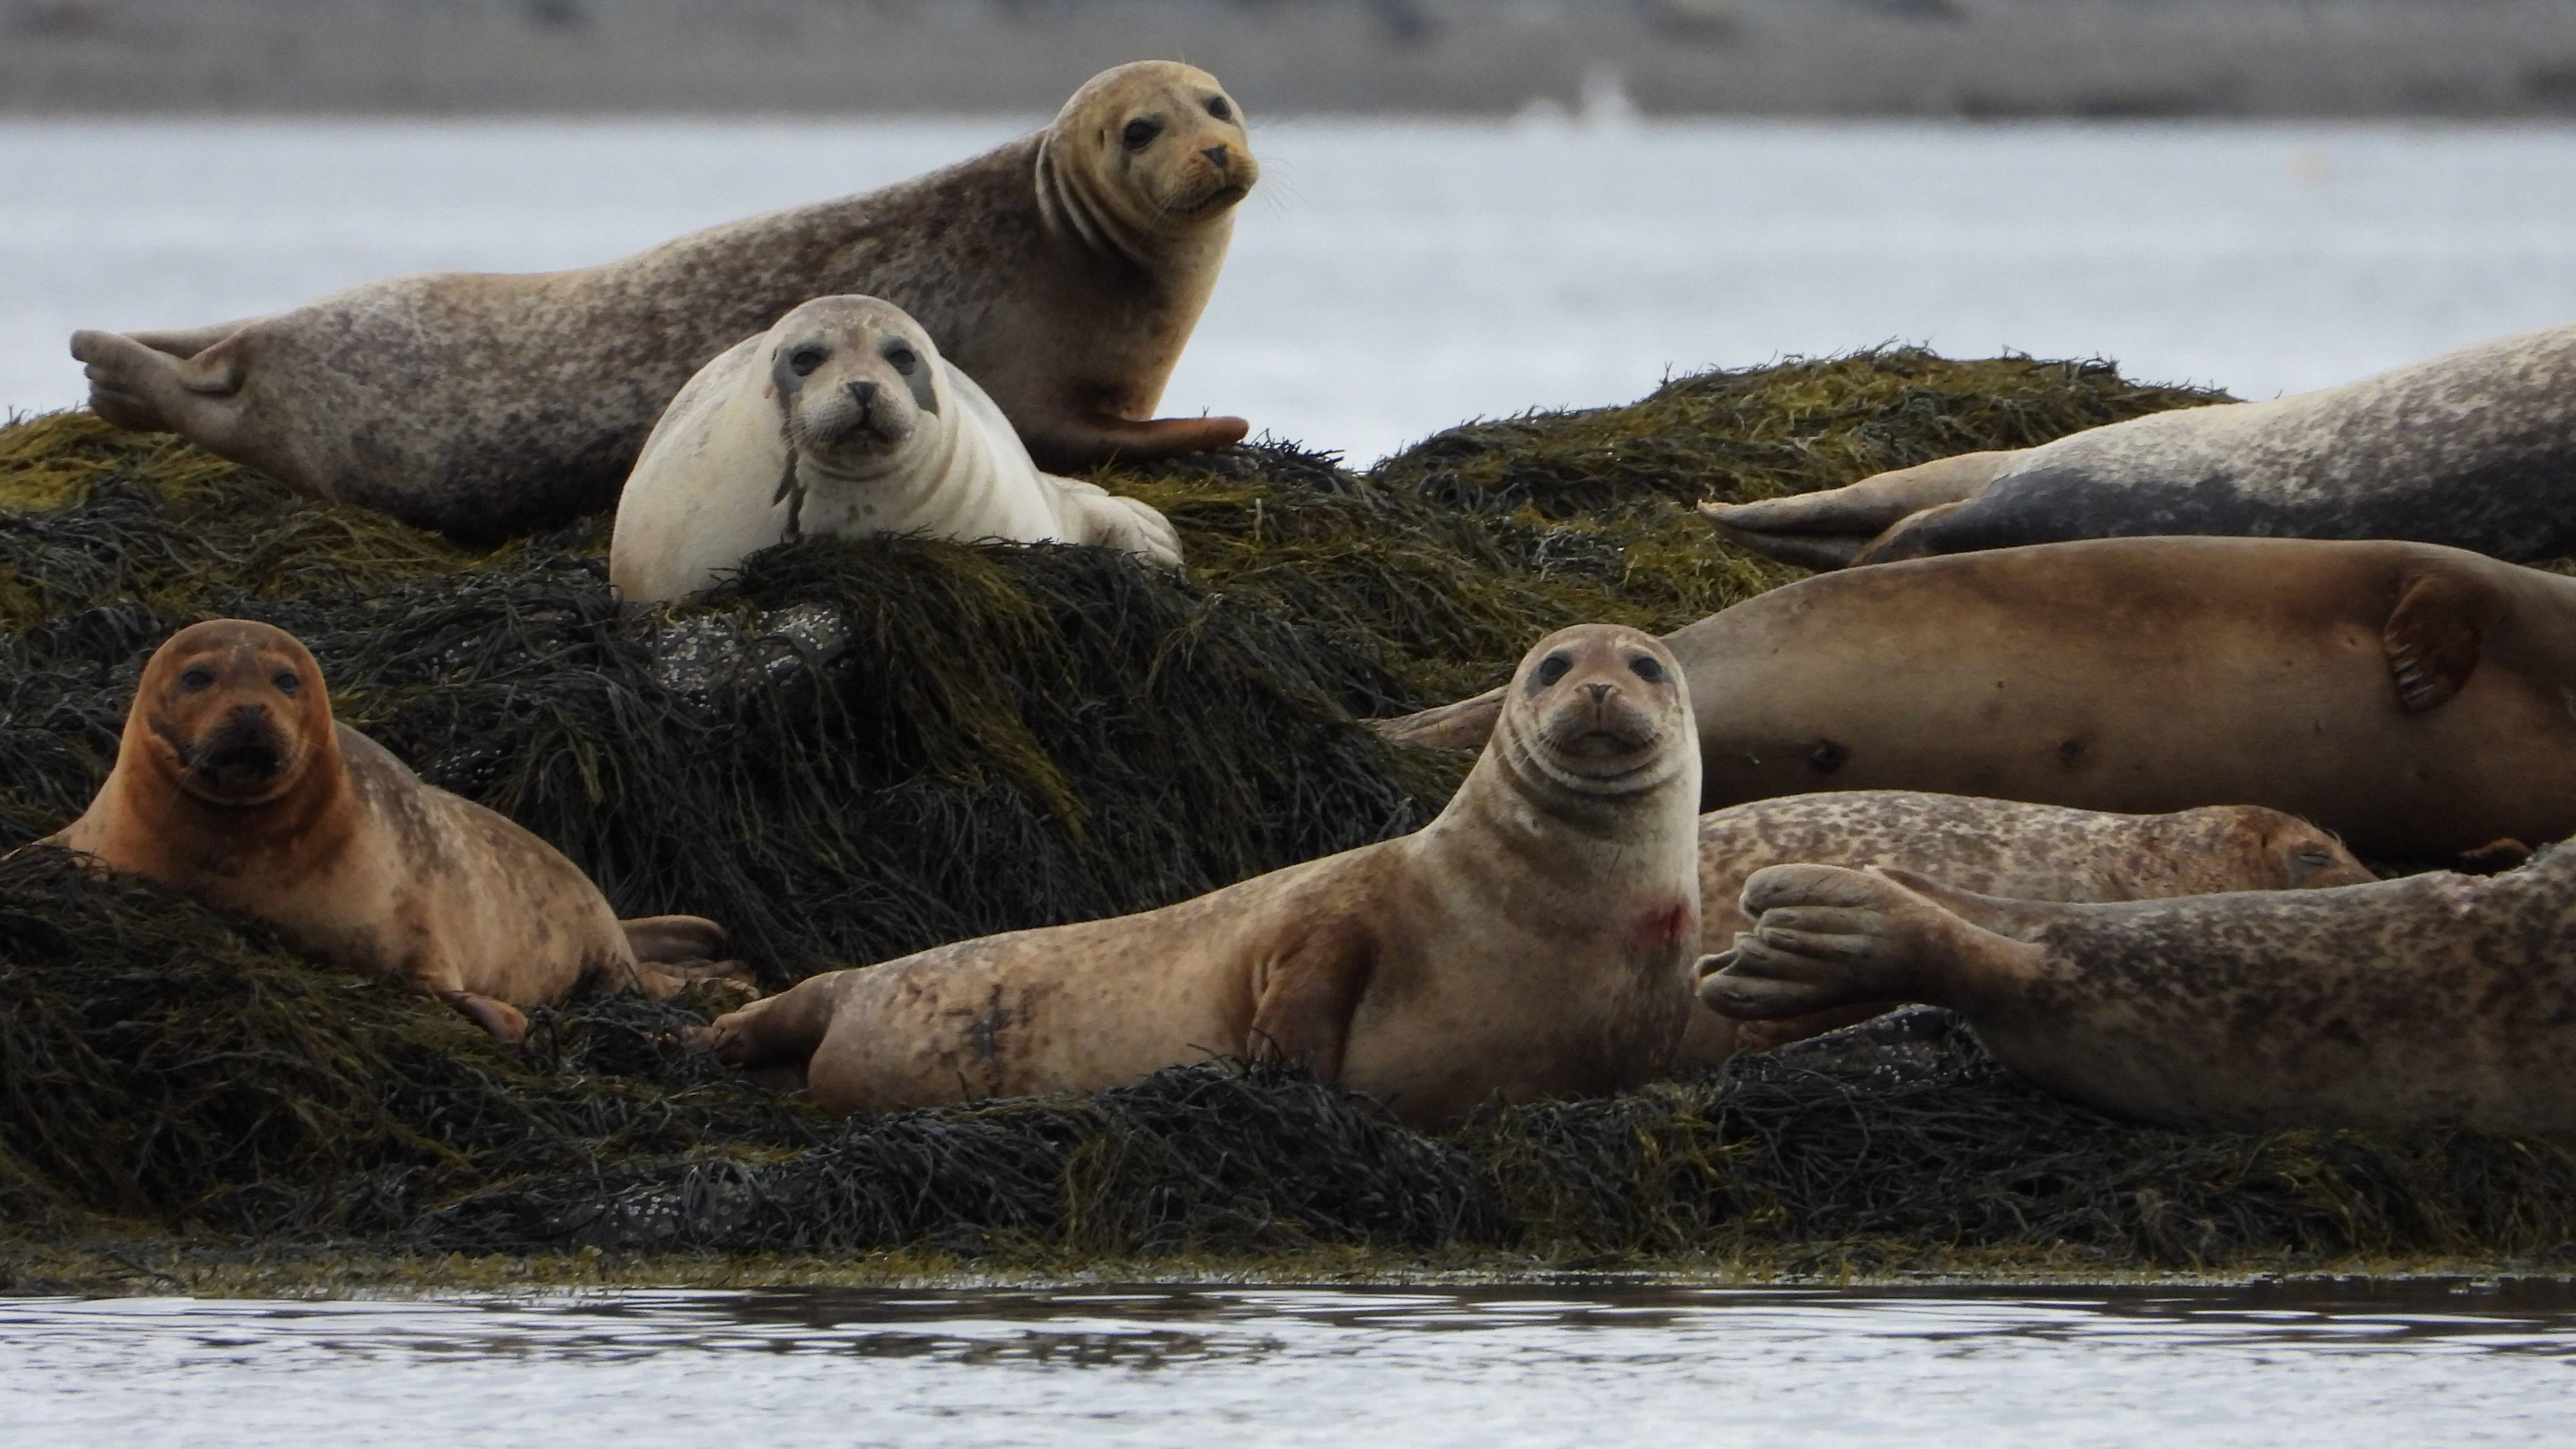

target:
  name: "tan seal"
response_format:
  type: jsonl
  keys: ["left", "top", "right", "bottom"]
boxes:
{"left": 1374, "top": 537, "right": 2576, "bottom": 859}
{"left": 609, "top": 295, "right": 1182, "bottom": 605}
{"left": 691, "top": 623, "right": 1704, "bottom": 1130}
{"left": 1699, "top": 323, "right": 2576, "bottom": 569}
{"left": 38, "top": 619, "right": 748, "bottom": 1042}
{"left": 1675, "top": 791, "right": 2375, "bottom": 1065}
{"left": 69, "top": 60, "right": 1256, "bottom": 542}
{"left": 1702, "top": 850, "right": 2576, "bottom": 1136}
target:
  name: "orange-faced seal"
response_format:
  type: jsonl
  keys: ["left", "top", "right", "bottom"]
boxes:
{"left": 691, "top": 623, "right": 1704, "bottom": 1130}
{"left": 1703, "top": 851, "right": 2576, "bottom": 1136}
{"left": 1374, "top": 537, "right": 2576, "bottom": 859}
{"left": 1700, "top": 323, "right": 2576, "bottom": 568}
{"left": 37, "top": 620, "right": 746, "bottom": 1041}
{"left": 1676, "top": 791, "right": 2375, "bottom": 1064}
{"left": 70, "top": 61, "right": 1255, "bottom": 542}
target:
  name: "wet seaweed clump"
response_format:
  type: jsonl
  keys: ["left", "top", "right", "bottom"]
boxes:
{"left": 17, "top": 348, "right": 2560, "bottom": 1282}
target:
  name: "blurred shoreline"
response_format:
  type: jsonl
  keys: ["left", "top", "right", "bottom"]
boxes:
{"left": 7, "top": 0, "right": 2576, "bottom": 120}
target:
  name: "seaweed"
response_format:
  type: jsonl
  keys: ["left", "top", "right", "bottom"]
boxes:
{"left": 20, "top": 348, "right": 2546, "bottom": 1281}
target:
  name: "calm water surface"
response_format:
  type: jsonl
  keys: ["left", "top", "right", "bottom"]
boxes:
{"left": 3, "top": 1280, "right": 2573, "bottom": 1447}
{"left": 6, "top": 118, "right": 2576, "bottom": 464}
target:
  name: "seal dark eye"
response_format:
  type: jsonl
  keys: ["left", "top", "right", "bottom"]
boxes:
{"left": 1122, "top": 117, "right": 1162, "bottom": 152}
{"left": 883, "top": 345, "right": 918, "bottom": 374}
{"left": 1205, "top": 96, "right": 1233, "bottom": 121}
{"left": 179, "top": 667, "right": 214, "bottom": 692}
{"left": 2296, "top": 848, "right": 2334, "bottom": 866}
{"left": 1534, "top": 653, "right": 1572, "bottom": 688}
{"left": 273, "top": 671, "right": 301, "bottom": 695}
{"left": 1629, "top": 656, "right": 1665, "bottom": 683}
{"left": 787, "top": 346, "right": 827, "bottom": 377}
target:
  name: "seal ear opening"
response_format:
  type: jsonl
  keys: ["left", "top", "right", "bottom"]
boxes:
{"left": 2383, "top": 571, "right": 2504, "bottom": 714}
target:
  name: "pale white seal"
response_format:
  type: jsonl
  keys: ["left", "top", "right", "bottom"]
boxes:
{"left": 609, "top": 295, "right": 1183, "bottom": 605}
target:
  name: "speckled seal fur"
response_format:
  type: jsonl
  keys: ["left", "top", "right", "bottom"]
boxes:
{"left": 1673, "top": 791, "right": 2374, "bottom": 1065}
{"left": 689, "top": 624, "right": 1704, "bottom": 1131}
{"left": 68, "top": 61, "right": 1255, "bottom": 542}
{"left": 1704, "top": 849, "right": 2576, "bottom": 1136}
{"left": 1701, "top": 323, "right": 2576, "bottom": 569}
{"left": 1373, "top": 536, "right": 2576, "bottom": 859}
{"left": 36, "top": 619, "right": 748, "bottom": 1042}
{"left": 609, "top": 295, "right": 1181, "bottom": 605}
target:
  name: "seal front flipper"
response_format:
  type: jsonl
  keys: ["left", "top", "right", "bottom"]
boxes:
{"left": 1246, "top": 918, "right": 1378, "bottom": 1085}
{"left": 2383, "top": 570, "right": 2507, "bottom": 714}
{"left": 1697, "top": 451, "right": 2014, "bottom": 570}
{"left": 1040, "top": 412, "right": 1251, "bottom": 467}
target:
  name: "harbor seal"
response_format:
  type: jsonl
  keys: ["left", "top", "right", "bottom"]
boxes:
{"left": 1675, "top": 792, "right": 2375, "bottom": 1065}
{"left": 69, "top": 60, "right": 1256, "bottom": 542}
{"left": 38, "top": 619, "right": 748, "bottom": 1042}
{"left": 1702, "top": 851, "right": 2576, "bottom": 1136}
{"left": 609, "top": 295, "right": 1182, "bottom": 605}
{"left": 690, "top": 623, "right": 1704, "bottom": 1130}
{"left": 1373, "top": 537, "right": 2576, "bottom": 858}
{"left": 1698, "top": 323, "right": 2576, "bottom": 569}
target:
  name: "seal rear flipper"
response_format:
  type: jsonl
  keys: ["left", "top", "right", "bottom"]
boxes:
{"left": 620, "top": 914, "right": 729, "bottom": 964}
{"left": 1697, "top": 451, "right": 2014, "bottom": 570}
{"left": 1698, "top": 862, "right": 2042, "bottom": 1019}
{"left": 1368, "top": 688, "right": 1506, "bottom": 750}
{"left": 69, "top": 328, "right": 247, "bottom": 437}
{"left": 687, "top": 970, "right": 846, "bottom": 1075}
{"left": 2382, "top": 570, "right": 2505, "bottom": 714}
{"left": 1247, "top": 918, "right": 1378, "bottom": 1085}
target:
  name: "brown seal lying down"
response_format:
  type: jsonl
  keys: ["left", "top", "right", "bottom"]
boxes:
{"left": 1699, "top": 322, "right": 2576, "bottom": 569}
{"left": 1677, "top": 791, "right": 2375, "bottom": 1064}
{"left": 691, "top": 623, "right": 1704, "bottom": 1131}
{"left": 1374, "top": 537, "right": 2576, "bottom": 859}
{"left": 70, "top": 60, "right": 1256, "bottom": 540}
{"left": 1703, "top": 849, "right": 2576, "bottom": 1137}
{"left": 37, "top": 619, "right": 748, "bottom": 1041}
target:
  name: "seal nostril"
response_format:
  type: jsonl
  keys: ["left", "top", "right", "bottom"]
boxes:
{"left": 1584, "top": 682, "right": 1612, "bottom": 703}
{"left": 1202, "top": 144, "right": 1229, "bottom": 167}
{"left": 848, "top": 379, "right": 877, "bottom": 408}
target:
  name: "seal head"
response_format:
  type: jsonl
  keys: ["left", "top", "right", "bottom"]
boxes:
{"left": 136, "top": 620, "right": 337, "bottom": 811}
{"left": 1494, "top": 624, "right": 1697, "bottom": 814}
{"left": 769, "top": 296, "right": 944, "bottom": 472}
{"left": 1042, "top": 60, "right": 1258, "bottom": 260}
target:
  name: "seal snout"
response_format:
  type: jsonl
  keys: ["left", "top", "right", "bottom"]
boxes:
{"left": 193, "top": 708, "right": 291, "bottom": 793}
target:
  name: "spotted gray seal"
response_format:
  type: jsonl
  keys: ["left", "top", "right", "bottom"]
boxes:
{"left": 1699, "top": 323, "right": 2576, "bottom": 568}
{"left": 69, "top": 60, "right": 1256, "bottom": 542}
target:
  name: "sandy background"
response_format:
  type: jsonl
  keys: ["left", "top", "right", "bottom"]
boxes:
{"left": 6, "top": 0, "right": 2576, "bottom": 118}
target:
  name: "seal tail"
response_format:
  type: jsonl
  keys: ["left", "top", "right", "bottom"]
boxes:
{"left": 69, "top": 327, "right": 247, "bottom": 437}
{"left": 1698, "top": 451, "right": 2014, "bottom": 570}
{"left": 1697, "top": 862, "right": 2046, "bottom": 1020}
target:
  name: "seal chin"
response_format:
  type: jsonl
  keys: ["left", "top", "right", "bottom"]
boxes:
{"left": 178, "top": 722, "right": 304, "bottom": 806}
{"left": 1161, "top": 180, "right": 1250, "bottom": 220}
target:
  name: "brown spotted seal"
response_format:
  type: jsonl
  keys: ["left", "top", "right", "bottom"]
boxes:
{"left": 610, "top": 295, "right": 1182, "bottom": 605}
{"left": 1702, "top": 850, "right": 2576, "bottom": 1136}
{"left": 1699, "top": 323, "right": 2576, "bottom": 569}
{"left": 37, "top": 619, "right": 747, "bottom": 1041}
{"left": 1374, "top": 537, "right": 2576, "bottom": 859}
{"left": 1676, "top": 791, "right": 2375, "bottom": 1065}
{"left": 69, "top": 60, "right": 1256, "bottom": 542}
{"left": 690, "top": 623, "right": 1704, "bottom": 1130}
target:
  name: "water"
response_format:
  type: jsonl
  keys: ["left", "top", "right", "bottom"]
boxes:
{"left": 6, "top": 117, "right": 2576, "bottom": 465}
{"left": 3, "top": 1280, "right": 2572, "bottom": 1446}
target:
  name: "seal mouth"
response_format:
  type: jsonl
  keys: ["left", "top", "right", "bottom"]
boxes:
{"left": 177, "top": 718, "right": 300, "bottom": 803}
{"left": 1537, "top": 718, "right": 1663, "bottom": 772}
{"left": 1164, "top": 181, "right": 1250, "bottom": 219}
